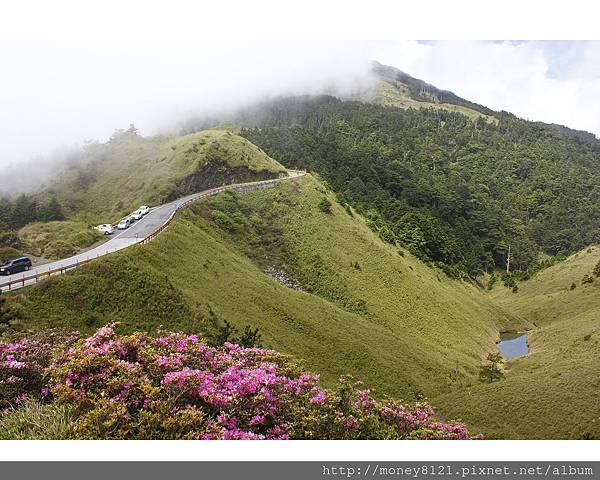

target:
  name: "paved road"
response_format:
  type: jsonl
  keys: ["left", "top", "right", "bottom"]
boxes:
{"left": 0, "top": 171, "right": 305, "bottom": 292}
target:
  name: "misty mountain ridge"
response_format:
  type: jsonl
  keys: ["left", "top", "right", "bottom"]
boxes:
{"left": 182, "top": 61, "right": 599, "bottom": 145}
{"left": 365, "top": 62, "right": 598, "bottom": 143}
{"left": 1, "top": 60, "right": 598, "bottom": 196}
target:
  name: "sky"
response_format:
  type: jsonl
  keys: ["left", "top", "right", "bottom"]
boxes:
{"left": 1, "top": 40, "right": 599, "bottom": 171}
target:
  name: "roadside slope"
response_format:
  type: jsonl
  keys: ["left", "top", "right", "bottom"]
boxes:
{"left": 7, "top": 128, "right": 285, "bottom": 260}
{"left": 434, "top": 247, "right": 600, "bottom": 439}
{"left": 46, "top": 128, "right": 286, "bottom": 223}
{"left": 16, "top": 175, "right": 521, "bottom": 401}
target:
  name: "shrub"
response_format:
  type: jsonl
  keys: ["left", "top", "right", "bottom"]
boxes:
{"left": 0, "top": 232, "right": 22, "bottom": 249}
{"left": 212, "top": 320, "right": 262, "bottom": 348}
{"left": 593, "top": 260, "right": 600, "bottom": 277}
{"left": 317, "top": 198, "right": 332, "bottom": 214}
{"left": 570, "top": 282, "right": 577, "bottom": 290}
{"left": 582, "top": 274, "right": 594, "bottom": 285}
{"left": 211, "top": 210, "right": 243, "bottom": 233}
{"left": 487, "top": 272, "right": 497, "bottom": 291}
{"left": 377, "top": 225, "right": 397, "bottom": 245}
{"left": 0, "top": 247, "right": 21, "bottom": 264}
{"left": 0, "top": 329, "right": 79, "bottom": 409}
{"left": 2, "top": 325, "right": 481, "bottom": 440}
{"left": 501, "top": 272, "right": 517, "bottom": 289}
{"left": 0, "top": 292, "right": 28, "bottom": 333}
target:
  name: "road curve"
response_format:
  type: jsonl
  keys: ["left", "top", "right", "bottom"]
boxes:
{"left": 0, "top": 170, "right": 306, "bottom": 292}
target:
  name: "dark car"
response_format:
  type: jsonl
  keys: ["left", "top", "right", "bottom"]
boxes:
{"left": 0, "top": 257, "right": 32, "bottom": 275}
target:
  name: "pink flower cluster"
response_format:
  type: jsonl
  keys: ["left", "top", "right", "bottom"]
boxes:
{"left": 0, "top": 331, "right": 79, "bottom": 409}
{"left": 2, "top": 325, "right": 481, "bottom": 440}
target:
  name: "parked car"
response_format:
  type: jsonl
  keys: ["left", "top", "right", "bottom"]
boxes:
{"left": 0, "top": 257, "right": 32, "bottom": 275}
{"left": 117, "top": 218, "right": 132, "bottom": 230}
{"left": 138, "top": 205, "right": 150, "bottom": 215}
{"left": 131, "top": 210, "right": 143, "bottom": 221}
{"left": 95, "top": 224, "right": 114, "bottom": 235}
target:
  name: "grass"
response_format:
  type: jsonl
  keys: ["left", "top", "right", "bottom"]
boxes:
{"left": 368, "top": 80, "right": 498, "bottom": 124}
{"left": 434, "top": 247, "right": 600, "bottom": 439}
{"left": 16, "top": 175, "right": 520, "bottom": 403}
{"left": 50, "top": 129, "right": 285, "bottom": 225}
{"left": 0, "top": 247, "right": 21, "bottom": 263}
{"left": 19, "top": 220, "right": 103, "bottom": 259}
{"left": 19, "top": 128, "right": 285, "bottom": 259}
{"left": 0, "top": 398, "right": 74, "bottom": 440}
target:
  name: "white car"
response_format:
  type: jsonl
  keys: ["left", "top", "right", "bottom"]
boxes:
{"left": 131, "top": 210, "right": 143, "bottom": 221}
{"left": 95, "top": 224, "right": 114, "bottom": 235}
{"left": 117, "top": 218, "right": 132, "bottom": 230}
{"left": 138, "top": 205, "right": 150, "bottom": 215}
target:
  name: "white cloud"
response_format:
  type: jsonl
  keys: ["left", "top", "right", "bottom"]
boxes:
{"left": 0, "top": 40, "right": 378, "bottom": 168}
{"left": 1, "top": 40, "right": 599, "bottom": 175}
{"left": 375, "top": 41, "right": 600, "bottom": 136}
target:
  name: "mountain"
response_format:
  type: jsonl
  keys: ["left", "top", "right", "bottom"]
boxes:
{"left": 364, "top": 62, "right": 599, "bottom": 144}
{"left": 238, "top": 93, "right": 600, "bottom": 278}
{"left": 0, "top": 127, "right": 285, "bottom": 260}
{"left": 2, "top": 61, "right": 599, "bottom": 439}
{"left": 15, "top": 175, "right": 521, "bottom": 400}
{"left": 355, "top": 61, "right": 498, "bottom": 123}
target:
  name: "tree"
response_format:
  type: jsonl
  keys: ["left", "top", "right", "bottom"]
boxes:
{"left": 479, "top": 353, "right": 505, "bottom": 383}
{"left": 41, "top": 197, "right": 65, "bottom": 222}
{"left": 11, "top": 194, "right": 38, "bottom": 228}
{"left": 212, "top": 320, "right": 262, "bottom": 348}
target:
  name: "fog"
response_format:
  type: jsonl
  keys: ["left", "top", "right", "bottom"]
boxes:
{"left": 2, "top": 40, "right": 600, "bottom": 195}
{"left": 0, "top": 41, "right": 379, "bottom": 182}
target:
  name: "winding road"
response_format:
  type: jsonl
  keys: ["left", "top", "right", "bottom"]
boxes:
{"left": 0, "top": 170, "right": 306, "bottom": 292}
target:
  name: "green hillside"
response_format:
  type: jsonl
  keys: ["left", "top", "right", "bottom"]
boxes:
{"left": 240, "top": 96, "right": 600, "bottom": 279}
{"left": 14, "top": 175, "right": 521, "bottom": 401}
{"left": 47, "top": 127, "right": 285, "bottom": 223}
{"left": 0, "top": 128, "right": 285, "bottom": 261}
{"left": 434, "top": 247, "right": 600, "bottom": 439}
{"left": 338, "top": 62, "right": 497, "bottom": 123}
{"left": 358, "top": 78, "right": 498, "bottom": 124}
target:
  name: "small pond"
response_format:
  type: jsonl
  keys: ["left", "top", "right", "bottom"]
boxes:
{"left": 497, "top": 332, "right": 529, "bottom": 359}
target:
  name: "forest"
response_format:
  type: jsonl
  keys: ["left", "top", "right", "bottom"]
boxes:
{"left": 240, "top": 96, "right": 600, "bottom": 277}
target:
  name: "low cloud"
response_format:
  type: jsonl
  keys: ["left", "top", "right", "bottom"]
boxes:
{"left": 0, "top": 41, "right": 378, "bottom": 172}
{"left": 1, "top": 40, "right": 599, "bottom": 192}
{"left": 376, "top": 41, "right": 600, "bottom": 137}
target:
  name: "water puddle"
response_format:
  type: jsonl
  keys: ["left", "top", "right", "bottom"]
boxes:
{"left": 497, "top": 332, "right": 528, "bottom": 359}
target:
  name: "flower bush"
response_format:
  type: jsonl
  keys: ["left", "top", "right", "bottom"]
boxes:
{"left": 0, "top": 330, "right": 78, "bottom": 409}
{"left": 1, "top": 325, "right": 481, "bottom": 439}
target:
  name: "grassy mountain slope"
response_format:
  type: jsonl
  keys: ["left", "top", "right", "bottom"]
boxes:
{"left": 366, "top": 78, "right": 498, "bottom": 124}
{"left": 48, "top": 128, "right": 285, "bottom": 223}
{"left": 2, "top": 129, "right": 285, "bottom": 261}
{"left": 434, "top": 247, "right": 600, "bottom": 439}
{"left": 346, "top": 62, "right": 498, "bottom": 123}
{"left": 15, "top": 175, "right": 521, "bottom": 401}
{"left": 241, "top": 96, "right": 600, "bottom": 278}
{"left": 18, "top": 220, "right": 103, "bottom": 260}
